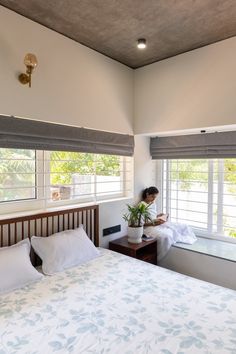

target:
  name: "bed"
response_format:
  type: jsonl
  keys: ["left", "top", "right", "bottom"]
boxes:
{"left": 0, "top": 205, "right": 236, "bottom": 354}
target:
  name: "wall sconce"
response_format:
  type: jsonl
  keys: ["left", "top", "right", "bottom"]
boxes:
{"left": 18, "top": 53, "right": 38, "bottom": 88}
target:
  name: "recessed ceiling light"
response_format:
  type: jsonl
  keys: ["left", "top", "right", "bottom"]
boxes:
{"left": 137, "top": 38, "right": 146, "bottom": 49}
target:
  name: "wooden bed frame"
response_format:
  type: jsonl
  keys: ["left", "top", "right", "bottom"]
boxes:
{"left": 0, "top": 205, "right": 99, "bottom": 265}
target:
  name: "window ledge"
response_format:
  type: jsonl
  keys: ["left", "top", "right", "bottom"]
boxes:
{"left": 173, "top": 237, "right": 236, "bottom": 263}
{"left": 0, "top": 196, "right": 133, "bottom": 221}
{"left": 0, "top": 202, "right": 96, "bottom": 221}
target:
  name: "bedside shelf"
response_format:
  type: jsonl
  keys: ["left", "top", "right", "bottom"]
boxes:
{"left": 109, "top": 236, "right": 157, "bottom": 265}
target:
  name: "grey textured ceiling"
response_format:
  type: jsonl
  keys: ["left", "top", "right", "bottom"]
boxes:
{"left": 1, "top": 0, "right": 236, "bottom": 68}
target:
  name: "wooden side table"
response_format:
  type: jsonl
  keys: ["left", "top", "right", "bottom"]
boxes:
{"left": 109, "top": 236, "right": 157, "bottom": 265}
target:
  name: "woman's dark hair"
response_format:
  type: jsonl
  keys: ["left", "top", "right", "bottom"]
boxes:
{"left": 142, "top": 186, "right": 159, "bottom": 200}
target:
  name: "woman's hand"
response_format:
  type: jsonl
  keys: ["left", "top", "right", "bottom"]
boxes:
{"left": 156, "top": 213, "right": 169, "bottom": 221}
{"left": 153, "top": 219, "right": 165, "bottom": 225}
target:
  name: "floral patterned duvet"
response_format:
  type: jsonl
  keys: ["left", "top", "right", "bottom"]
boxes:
{"left": 0, "top": 248, "right": 236, "bottom": 354}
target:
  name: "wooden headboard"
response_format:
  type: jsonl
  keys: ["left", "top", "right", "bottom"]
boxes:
{"left": 0, "top": 205, "right": 99, "bottom": 265}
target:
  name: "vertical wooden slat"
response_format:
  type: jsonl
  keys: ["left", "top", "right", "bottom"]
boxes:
{"left": 8, "top": 224, "right": 11, "bottom": 246}
{"left": 94, "top": 206, "right": 99, "bottom": 247}
{"left": 82, "top": 211, "right": 84, "bottom": 226}
{"left": 22, "top": 222, "right": 24, "bottom": 241}
{"left": 72, "top": 212, "right": 75, "bottom": 229}
{"left": 35, "top": 219, "right": 37, "bottom": 236}
{"left": 68, "top": 213, "right": 71, "bottom": 229}
{"left": 86, "top": 210, "right": 89, "bottom": 235}
{"left": 52, "top": 216, "right": 55, "bottom": 234}
{"left": 90, "top": 210, "right": 93, "bottom": 240}
{"left": 28, "top": 220, "right": 31, "bottom": 239}
{"left": 41, "top": 218, "right": 43, "bottom": 236}
{"left": 58, "top": 215, "right": 60, "bottom": 232}
{"left": 0, "top": 225, "right": 3, "bottom": 247}
{"left": 63, "top": 214, "right": 65, "bottom": 231}
{"left": 14, "top": 223, "right": 17, "bottom": 244}
{"left": 46, "top": 217, "right": 49, "bottom": 236}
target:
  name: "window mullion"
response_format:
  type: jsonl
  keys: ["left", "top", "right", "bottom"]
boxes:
{"left": 176, "top": 160, "right": 179, "bottom": 222}
{"left": 207, "top": 159, "right": 214, "bottom": 235}
{"left": 122, "top": 157, "right": 127, "bottom": 198}
{"left": 160, "top": 160, "right": 164, "bottom": 213}
{"left": 94, "top": 155, "right": 97, "bottom": 201}
{"left": 156, "top": 160, "right": 163, "bottom": 214}
{"left": 44, "top": 151, "right": 51, "bottom": 208}
{"left": 166, "top": 160, "right": 170, "bottom": 217}
{"left": 36, "top": 150, "right": 44, "bottom": 205}
{"left": 217, "top": 159, "right": 224, "bottom": 235}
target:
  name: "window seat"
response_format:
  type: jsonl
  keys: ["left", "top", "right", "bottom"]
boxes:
{"left": 173, "top": 237, "right": 236, "bottom": 263}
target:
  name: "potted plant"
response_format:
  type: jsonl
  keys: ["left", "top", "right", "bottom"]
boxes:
{"left": 123, "top": 203, "right": 152, "bottom": 244}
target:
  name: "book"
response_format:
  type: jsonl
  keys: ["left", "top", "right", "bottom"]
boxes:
{"left": 156, "top": 213, "right": 168, "bottom": 222}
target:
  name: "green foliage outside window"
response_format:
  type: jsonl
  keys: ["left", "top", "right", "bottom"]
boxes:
{"left": 0, "top": 148, "right": 35, "bottom": 201}
{"left": 170, "top": 159, "right": 236, "bottom": 187}
{"left": 224, "top": 159, "right": 236, "bottom": 194}
{"left": 170, "top": 159, "right": 208, "bottom": 190}
{"left": 50, "top": 151, "right": 121, "bottom": 185}
{"left": 169, "top": 159, "right": 236, "bottom": 238}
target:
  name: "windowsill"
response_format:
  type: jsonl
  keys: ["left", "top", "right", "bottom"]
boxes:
{"left": 0, "top": 196, "right": 133, "bottom": 221}
{"left": 173, "top": 237, "right": 236, "bottom": 263}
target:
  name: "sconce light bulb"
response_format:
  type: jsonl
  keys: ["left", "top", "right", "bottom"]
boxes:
{"left": 24, "top": 53, "right": 38, "bottom": 68}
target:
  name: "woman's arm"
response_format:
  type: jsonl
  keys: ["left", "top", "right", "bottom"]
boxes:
{"left": 144, "top": 219, "right": 165, "bottom": 226}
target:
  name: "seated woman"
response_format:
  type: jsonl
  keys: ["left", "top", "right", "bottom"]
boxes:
{"left": 140, "top": 186, "right": 197, "bottom": 261}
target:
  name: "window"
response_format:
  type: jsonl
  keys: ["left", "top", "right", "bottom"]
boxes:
{"left": 162, "top": 159, "right": 236, "bottom": 240}
{"left": 48, "top": 151, "right": 132, "bottom": 203}
{"left": 0, "top": 148, "right": 133, "bottom": 213}
{"left": 0, "top": 149, "right": 36, "bottom": 203}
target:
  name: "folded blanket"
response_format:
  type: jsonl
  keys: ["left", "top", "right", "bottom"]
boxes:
{"left": 144, "top": 222, "right": 197, "bottom": 261}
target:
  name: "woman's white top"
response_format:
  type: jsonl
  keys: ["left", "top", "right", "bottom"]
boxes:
{"left": 140, "top": 200, "right": 197, "bottom": 261}
{"left": 139, "top": 200, "right": 157, "bottom": 220}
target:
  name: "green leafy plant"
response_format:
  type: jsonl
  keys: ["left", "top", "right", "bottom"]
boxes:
{"left": 123, "top": 203, "right": 152, "bottom": 227}
{"left": 50, "top": 151, "right": 120, "bottom": 185}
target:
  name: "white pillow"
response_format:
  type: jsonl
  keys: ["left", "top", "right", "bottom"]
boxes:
{"left": 31, "top": 226, "right": 100, "bottom": 275}
{"left": 1, "top": 238, "right": 30, "bottom": 252}
{"left": 0, "top": 239, "right": 43, "bottom": 294}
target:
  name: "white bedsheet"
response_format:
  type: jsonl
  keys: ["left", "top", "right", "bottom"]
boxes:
{"left": 0, "top": 248, "right": 236, "bottom": 354}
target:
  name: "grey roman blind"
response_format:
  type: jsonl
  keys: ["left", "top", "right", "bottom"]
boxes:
{"left": 150, "top": 131, "right": 236, "bottom": 159}
{"left": 0, "top": 115, "right": 134, "bottom": 156}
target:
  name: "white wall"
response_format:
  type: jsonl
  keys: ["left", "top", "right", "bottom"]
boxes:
{"left": 0, "top": 6, "right": 133, "bottom": 134}
{"left": 134, "top": 37, "right": 236, "bottom": 135}
{"left": 134, "top": 37, "right": 236, "bottom": 290}
{"left": 99, "top": 135, "right": 156, "bottom": 247}
{"left": 0, "top": 6, "right": 136, "bottom": 248}
{"left": 99, "top": 199, "right": 132, "bottom": 248}
{"left": 159, "top": 246, "right": 236, "bottom": 290}
{"left": 133, "top": 135, "right": 156, "bottom": 202}
{"left": 0, "top": 7, "right": 157, "bottom": 250}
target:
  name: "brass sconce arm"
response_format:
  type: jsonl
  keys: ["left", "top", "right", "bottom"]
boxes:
{"left": 18, "top": 53, "right": 38, "bottom": 88}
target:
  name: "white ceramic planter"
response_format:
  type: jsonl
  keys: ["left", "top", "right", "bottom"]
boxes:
{"left": 127, "top": 226, "right": 143, "bottom": 244}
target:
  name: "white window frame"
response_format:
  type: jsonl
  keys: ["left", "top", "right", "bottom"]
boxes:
{"left": 160, "top": 159, "right": 236, "bottom": 245}
{"left": 46, "top": 153, "right": 131, "bottom": 207}
{"left": 0, "top": 150, "right": 45, "bottom": 215}
{"left": 0, "top": 149, "right": 133, "bottom": 216}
